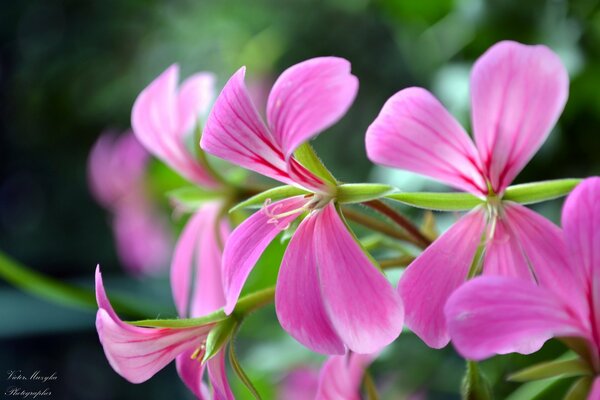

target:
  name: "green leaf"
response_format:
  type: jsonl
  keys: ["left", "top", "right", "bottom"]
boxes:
{"left": 337, "top": 183, "right": 395, "bottom": 204}
{"left": 167, "top": 186, "right": 224, "bottom": 210}
{"left": 293, "top": 142, "right": 337, "bottom": 185}
{"left": 229, "top": 185, "right": 308, "bottom": 213}
{"left": 229, "top": 342, "right": 262, "bottom": 400}
{"left": 564, "top": 377, "right": 593, "bottom": 400}
{"left": 503, "top": 179, "right": 581, "bottom": 205}
{"left": 508, "top": 358, "right": 590, "bottom": 382}
{"left": 0, "top": 251, "right": 147, "bottom": 318}
{"left": 203, "top": 318, "right": 238, "bottom": 362}
{"left": 386, "top": 192, "right": 484, "bottom": 211}
{"left": 461, "top": 361, "right": 493, "bottom": 400}
{"left": 505, "top": 377, "right": 562, "bottom": 400}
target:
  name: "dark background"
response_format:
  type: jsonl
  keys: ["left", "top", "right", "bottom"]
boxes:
{"left": 1, "top": 0, "right": 599, "bottom": 398}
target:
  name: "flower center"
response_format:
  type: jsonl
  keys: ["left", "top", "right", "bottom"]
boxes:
{"left": 190, "top": 340, "right": 207, "bottom": 362}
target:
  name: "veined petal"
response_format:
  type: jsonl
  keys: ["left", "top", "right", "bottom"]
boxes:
{"left": 482, "top": 215, "right": 533, "bottom": 280}
{"left": 176, "top": 350, "right": 209, "bottom": 400}
{"left": 366, "top": 87, "right": 486, "bottom": 195}
{"left": 275, "top": 213, "right": 345, "bottom": 355}
{"left": 562, "top": 177, "right": 600, "bottom": 346}
{"left": 398, "top": 209, "right": 487, "bottom": 348}
{"left": 177, "top": 72, "right": 216, "bottom": 134}
{"left": 471, "top": 41, "right": 569, "bottom": 194}
{"left": 316, "top": 353, "right": 375, "bottom": 400}
{"left": 314, "top": 204, "right": 404, "bottom": 354}
{"left": 206, "top": 349, "right": 235, "bottom": 400}
{"left": 201, "top": 67, "right": 295, "bottom": 186}
{"left": 266, "top": 57, "right": 358, "bottom": 159}
{"left": 132, "top": 65, "right": 219, "bottom": 188}
{"left": 95, "top": 267, "right": 212, "bottom": 384}
{"left": 446, "top": 276, "right": 584, "bottom": 360}
{"left": 222, "top": 196, "right": 306, "bottom": 314}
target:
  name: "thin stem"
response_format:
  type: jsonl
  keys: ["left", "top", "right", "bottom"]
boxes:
{"left": 232, "top": 286, "right": 275, "bottom": 316}
{"left": 379, "top": 255, "right": 415, "bottom": 270}
{"left": 363, "top": 200, "right": 431, "bottom": 248}
{"left": 342, "top": 207, "right": 415, "bottom": 244}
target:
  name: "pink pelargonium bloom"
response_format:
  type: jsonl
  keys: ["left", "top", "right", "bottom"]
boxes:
{"left": 446, "top": 177, "right": 600, "bottom": 398}
{"left": 365, "top": 41, "right": 569, "bottom": 348}
{"left": 131, "top": 64, "right": 220, "bottom": 188}
{"left": 201, "top": 57, "right": 403, "bottom": 355}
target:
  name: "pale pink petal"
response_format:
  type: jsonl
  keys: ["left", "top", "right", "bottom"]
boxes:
{"left": 562, "top": 177, "right": 600, "bottom": 343}
{"left": 365, "top": 87, "right": 486, "bottom": 195}
{"left": 279, "top": 367, "right": 319, "bottom": 400}
{"left": 178, "top": 72, "right": 216, "bottom": 134}
{"left": 132, "top": 64, "right": 218, "bottom": 187}
{"left": 275, "top": 213, "right": 345, "bottom": 355}
{"left": 266, "top": 57, "right": 358, "bottom": 158}
{"left": 398, "top": 209, "right": 487, "bottom": 348}
{"left": 316, "top": 353, "right": 375, "bottom": 400}
{"left": 95, "top": 267, "right": 211, "bottom": 384}
{"left": 176, "top": 350, "right": 209, "bottom": 400}
{"left": 201, "top": 67, "right": 295, "bottom": 186}
{"left": 482, "top": 216, "right": 532, "bottom": 280}
{"left": 471, "top": 41, "right": 569, "bottom": 193}
{"left": 206, "top": 350, "right": 235, "bottom": 400}
{"left": 446, "top": 276, "right": 585, "bottom": 360}
{"left": 590, "top": 377, "right": 600, "bottom": 400}
{"left": 314, "top": 204, "right": 404, "bottom": 354}
{"left": 501, "top": 202, "right": 588, "bottom": 318}
{"left": 222, "top": 196, "right": 306, "bottom": 314}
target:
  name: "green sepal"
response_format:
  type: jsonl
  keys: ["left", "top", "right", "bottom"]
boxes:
{"left": 203, "top": 317, "right": 238, "bottom": 362}
{"left": 167, "top": 186, "right": 224, "bottom": 210}
{"left": 229, "top": 341, "right": 262, "bottom": 399}
{"left": 293, "top": 143, "right": 337, "bottom": 185}
{"left": 508, "top": 358, "right": 590, "bottom": 382}
{"left": 129, "top": 310, "right": 226, "bottom": 328}
{"left": 386, "top": 192, "right": 484, "bottom": 211}
{"left": 564, "top": 376, "right": 593, "bottom": 400}
{"left": 503, "top": 179, "right": 581, "bottom": 205}
{"left": 336, "top": 183, "right": 395, "bottom": 204}
{"left": 461, "top": 361, "right": 493, "bottom": 400}
{"left": 229, "top": 185, "right": 309, "bottom": 213}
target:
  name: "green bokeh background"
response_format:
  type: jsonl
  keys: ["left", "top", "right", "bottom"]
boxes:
{"left": 1, "top": 0, "right": 600, "bottom": 399}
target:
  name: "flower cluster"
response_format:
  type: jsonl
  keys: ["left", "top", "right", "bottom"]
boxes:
{"left": 91, "top": 41, "right": 598, "bottom": 399}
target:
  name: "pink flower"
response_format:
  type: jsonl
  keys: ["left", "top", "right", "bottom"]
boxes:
{"left": 88, "top": 131, "right": 172, "bottom": 276}
{"left": 279, "top": 367, "right": 319, "bottom": 400}
{"left": 131, "top": 64, "right": 220, "bottom": 188}
{"left": 445, "top": 177, "right": 600, "bottom": 398}
{"left": 365, "top": 41, "right": 569, "bottom": 348}
{"left": 201, "top": 57, "right": 403, "bottom": 355}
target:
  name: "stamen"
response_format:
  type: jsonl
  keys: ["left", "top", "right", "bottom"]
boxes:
{"left": 261, "top": 194, "right": 334, "bottom": 227}
{"left": 190, "top": 341, "right": 207, "bottom": 362}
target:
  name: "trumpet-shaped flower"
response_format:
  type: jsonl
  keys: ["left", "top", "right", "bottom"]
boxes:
{"left": 445, "top": 177, "right": 600, "bottom": 398}
{"left": 201, "top": 57, "right": 403, "bottom": 355}
{"left": 366, "top": 41, "right": 569, "bottom": 348}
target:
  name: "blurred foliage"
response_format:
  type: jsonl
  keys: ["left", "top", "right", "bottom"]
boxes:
{"left": 2, "top": 0, "right": 600, "bottom": 399}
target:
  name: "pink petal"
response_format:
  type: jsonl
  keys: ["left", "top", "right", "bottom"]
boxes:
{"left": 279, "top": 367, "right": 320, "bottom": 400}
{"left": 201, "top": 67, "right": 295, "bottom": 186}
{"left": 591, "top": 377, "right": 600, "bottom": 400}
{"left": 177, "top": 72, "right": 216, "bottom": 134}
{"left": 206, "top": 350, "right": 235, "bottom": 400}
{"left": 398, "top": 209, "right": 487, "bottom": 348}
{"left": 316, "top": 353, "right": 375, "bottom": 400}
{"left": 171, "top": 202, "right": 227, "bottom": 318}
{"left": 562, "top": 177, "right": 600, "bottom": 343}
{"left": 132, "top": 64, "right": 219, "bottom": 187}
{"left": 365, "top": 87, "right": 486, "bottom": 195}
{"left": 482, "top": 215, "right": 533, "bottom": 280}
{"left": 95, "top": 267, "right": 212, "bottom": 384}
{"left": 222, "top": 196, "right": 306, "bottom": 314}
{"left": 176, "top": 350, "right": 209, "bottom": 399}
{"left": 471, "top": 41, "right": 569, "bottom": 194}
{"left": 275, "top": 213, "right": 346, "bottom": 355}
{"left": 314, "top": 204, "right": 404, "bottom": 354}
{"left": 266, "top": 57, "right": 358, "bottom": 159}
{"left": 445, "top": 276, "right": 584, "bottom": 360}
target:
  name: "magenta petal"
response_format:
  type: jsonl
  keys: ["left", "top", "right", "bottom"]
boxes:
{"left": 482, "top": 215, "right": 532, "bottom": 280}
{"left": 365, "top": 87, "right": 486, "bottom": 195}
{"left": 275, "top": 213, "right": 345, "bottom": 355}
{"left": 175, "top": 350, "right": 209, "bottom": 400}
{"left": 470, "top": 41, "right": 569, "bottom": 193}
{"left": 177, "top": 72, "right": 216, "bottom": 134}
{"left": 591, "top": 377, "right": 600, "bottom": 400}
{"left": 201, "top": 67, "right": 295, "bottom": 186}
{"left": 398, "top": 210, "right": 487, "bottom": 348}
{"left": 222, "top": 196, "right": 306, "bottom": 314}
{"left": 95, "top": 267, "right": 211, "bottom": 384}
{"left": 266, "top": 57, "right": 358, "bottom": 158}
{"left": 446, "top": 276, "right": 583, "bottom": 360}
{"left": 314, "top": 204, "right": 404, "bottom": 354}
{"left": 316, "top": 353, "right": 375, "bottom": 400}
{"left": 206, "top": 350, "right": 235, "bottom": 400}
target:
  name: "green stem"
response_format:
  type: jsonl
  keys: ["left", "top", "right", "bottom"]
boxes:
{"left": 342, "top": 206, "right": 415, "bottom": 244}
{"left": 379, "top": 256, "right": 415, "bottom": 270}
{"left": 231, "top": 287, "right": 275, "bottom": 316}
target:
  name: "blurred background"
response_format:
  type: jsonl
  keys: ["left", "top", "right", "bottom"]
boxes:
{"left": 1, "top": 0, "right": 600, "bottom": 398}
